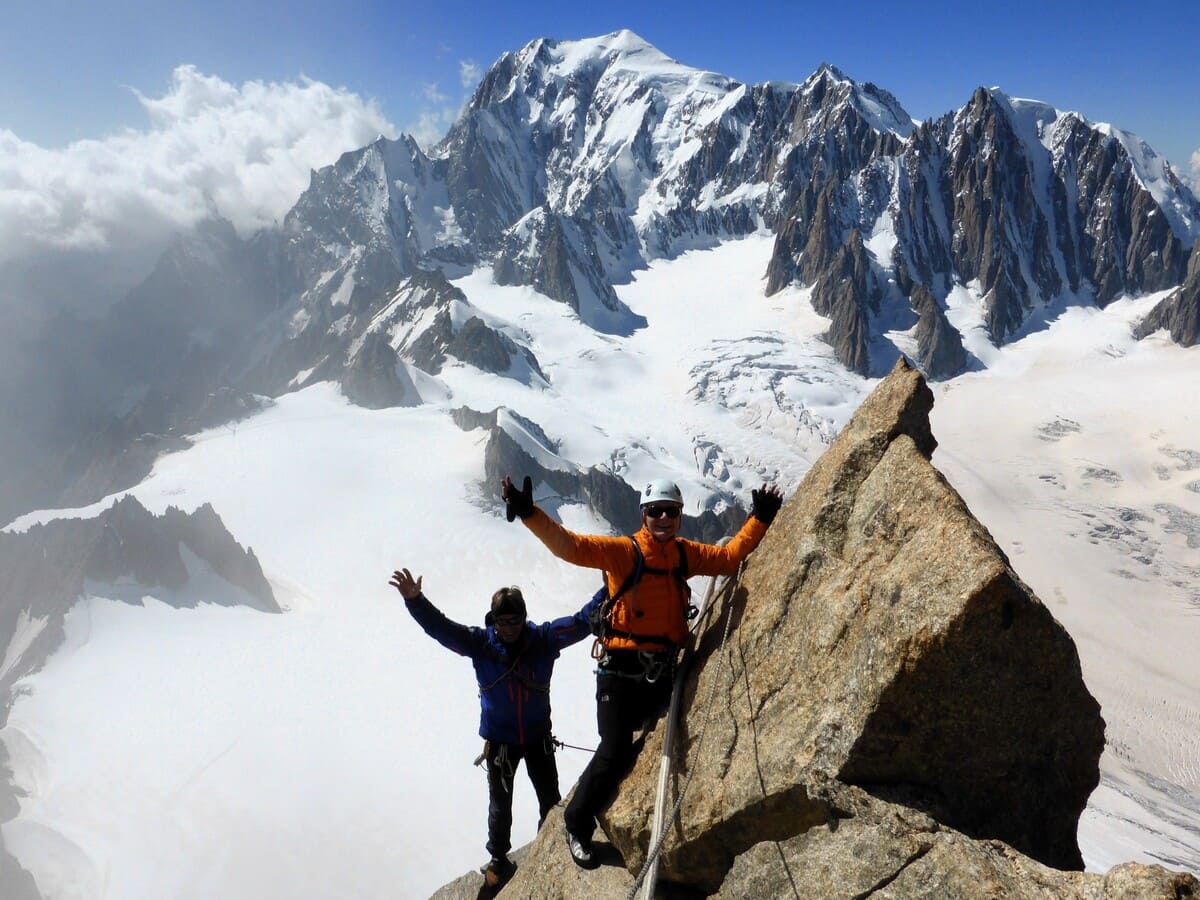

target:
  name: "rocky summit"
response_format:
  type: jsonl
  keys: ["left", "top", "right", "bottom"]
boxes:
{"left": 433, "top": 359, "right": 1198, "bottom": 898}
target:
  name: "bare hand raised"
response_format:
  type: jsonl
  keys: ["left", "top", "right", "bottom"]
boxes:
{"left": 389, "top": 568, "right": 423, "bottom": 600}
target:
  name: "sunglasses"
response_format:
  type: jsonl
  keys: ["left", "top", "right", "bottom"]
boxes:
{"left": 643, "top": 504, "right": 682, "bottom": 520}
{"left": 495, "top": 615, "right": 525, "bottom": 628}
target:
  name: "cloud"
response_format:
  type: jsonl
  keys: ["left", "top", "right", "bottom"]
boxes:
{"left": 1191, "top": 148, "right": 1200, "bottom": 186}
{"left": 0, "top": 65, "right": 397, "bottom": 280}
{"left": 409, "top": 108, "right": 458, "bottom": 151}
{"left": 421, "top": 82, "right": 448, "bottom": 105}
{"left": 460, "top": 61, "right": 482, "bottom": 90}
{"left": 407, "top": 63, "right": 483, "bottom": 152}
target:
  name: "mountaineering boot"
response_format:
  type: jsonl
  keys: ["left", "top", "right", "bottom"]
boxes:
{"left": 482, "top": 855, "right": 515, "bottom": 889}
{"left": 565, "top": 824, "right": 598, "bottom": 869}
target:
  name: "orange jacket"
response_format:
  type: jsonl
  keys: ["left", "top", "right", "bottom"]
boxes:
{"left": 521, "top": 508, "right": 769, "bottom": 651}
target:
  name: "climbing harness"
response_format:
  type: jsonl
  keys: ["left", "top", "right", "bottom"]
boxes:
{"left": 594, "top": 648, "right": 676, "bottom": 685}
{"left": 628, "top": 559, "right": 744, "bottom": 900}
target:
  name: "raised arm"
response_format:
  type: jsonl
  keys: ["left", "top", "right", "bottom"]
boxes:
{"left": 542, "top": 591, "right": 604, "bottom": 652}
{"left": 389, "top": 568, "right": 483, "bottom": 658}
{"left": 502, "top": 475, "right": 633, "bottom": 572}
{"left": 685, "top": 485, "right": 783, "bottom": 576}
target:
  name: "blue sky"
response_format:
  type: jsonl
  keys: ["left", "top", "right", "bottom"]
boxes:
{"left": 3, "top": 0, "right": 1198, "bottom": 171}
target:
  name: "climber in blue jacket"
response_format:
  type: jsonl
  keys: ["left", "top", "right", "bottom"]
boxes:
{"left": 389, "top": 567, "right": 600, "bottom": 890}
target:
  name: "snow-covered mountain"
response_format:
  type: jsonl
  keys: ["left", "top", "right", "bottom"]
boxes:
{"left": 4, "top": 30, "right": 1198, "bottom": 527}
{"left": 1, "top": 30, "right": 1198, "bottom": 898}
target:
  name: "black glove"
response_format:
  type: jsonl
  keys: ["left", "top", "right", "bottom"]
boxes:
{"left": 751, "top": 485, "right": 783, "bottom": 525}
{"left": 503, "top": 475, "right": 534, "bottom": 522}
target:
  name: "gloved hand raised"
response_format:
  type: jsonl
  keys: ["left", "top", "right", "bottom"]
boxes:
{"left": 501, "top": 475, "right": 534, "bottom": 522}
{"left": 751, "top": 484, "right": 783, "bottom": 525}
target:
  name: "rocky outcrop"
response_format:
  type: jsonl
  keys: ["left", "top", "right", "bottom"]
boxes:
{"left": 469, "top": 782, "right": 1198, "bottom": 899}
{"left": 1136, "top": 243, "right": 1200, "bottom": 346}
{"left": 434, "top": 359, "right": 1197, "bottom": 897}
{"left": 493, "top": 209, "right": 646, "bottom": 335}
{"left": 711, "top": 781, "right": 1199, "bottom": 899}
{"left": 341, "top": 332, "right": 421, "bottom": 409}
{"left": 604, "top": 357, "right": 1104, "bottom": 886}
{"left": 459, "top": 406, "right": 744, "bottom": 542}
{"left": 912, "top": 282, "right": 969, "bottom": 378}
{"left": 0, "top": 497, "right": 277, "bottom": 899}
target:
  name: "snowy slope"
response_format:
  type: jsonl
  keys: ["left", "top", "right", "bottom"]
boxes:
{"left": 3, "top": 235, "right": 1199, "bottom": 898}
{"left": 930, "top": 299, "right": 1200, "bottom": 872}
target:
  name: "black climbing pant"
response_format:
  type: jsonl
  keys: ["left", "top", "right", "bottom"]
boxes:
{"left": 563, "top": 658, "right": 672, "bottom": 841}
{"left": 485, "top": 737, "right": 560, "bottom": 859}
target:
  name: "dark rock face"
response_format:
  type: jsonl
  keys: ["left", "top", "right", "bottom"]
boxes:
{"left": 810, "top": 229, "right": 877, "bottom": 374}
{"left": 280, "top": 135, "right": 468, "bottom": 296}
{"left": 1136, "top": 243, "right": 1200, "bottom": 346}
{"left": 341, "top": 332, "right": 420, "bottom": 409}
{"left": 764, "top": 67, "right": 911, "bottom": 297}
{"left": 493, "top": 209, "right": 646, "bottom": 334}
{"left": 912, "top": 282, "right": 969, "bottom": 378}
{"left": 770, "top": 84, "right": 1199, "bottom": 367}
{"left": 342, "top": 268, "right": 547, "bottom": 385}
{"left": 1061, "top": 118, "right": 1191, "bottom": 306}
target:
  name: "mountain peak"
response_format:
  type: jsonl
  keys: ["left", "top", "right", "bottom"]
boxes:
{"left": 811, "top": 61, "right": 851, "bottom": 83}
{"left": 509, "top": 30, "right": 701, "bottom": 85}
{"left": 800, "top": 61, "right": 914, "bottom": 137}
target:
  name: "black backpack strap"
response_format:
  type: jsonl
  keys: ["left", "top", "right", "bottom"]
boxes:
{"left": 610, "top": 536, "right": 644, "bottom": 604}
{"left": 675, "top": 539, "right": 689, "bottom": 580}
{"left": 589, "top": 537, "right": 643, "bottom": 641}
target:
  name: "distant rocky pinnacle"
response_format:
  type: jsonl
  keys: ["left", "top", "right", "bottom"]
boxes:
{"left": 1136, "top": 242, "right": 1200, "bottom": 346}
{"left": 432, "top": 359, "right": 1198, "bottom": 898}
{"left": 0, "top": 495, "right": 278, "bottom": 896}
{"left": 0, "top": 496, "right": 277, "bottom": 703}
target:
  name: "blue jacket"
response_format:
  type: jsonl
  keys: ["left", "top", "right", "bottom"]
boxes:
{"left": 404, "top": 593, "right": 600, "bottom": 746}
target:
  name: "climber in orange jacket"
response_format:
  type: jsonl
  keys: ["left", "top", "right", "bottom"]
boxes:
{"left": 501, "top": 473, "right": 783, "bottom": 869}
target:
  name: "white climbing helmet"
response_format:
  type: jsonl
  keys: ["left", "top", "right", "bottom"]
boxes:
{"left": 641, "top": 478, "right": 683, "bottom": 507}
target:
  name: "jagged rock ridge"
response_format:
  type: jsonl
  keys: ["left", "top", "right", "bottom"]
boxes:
{"left": 432, "top": 360, "right": 1198, "bottom": 898}
{"left": 1136, "top": 242, "right": 1200, "bottom": 346}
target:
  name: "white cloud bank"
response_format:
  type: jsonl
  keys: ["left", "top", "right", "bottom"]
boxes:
{"left": 0, "top": 66, "right": 397, "bottom": 269}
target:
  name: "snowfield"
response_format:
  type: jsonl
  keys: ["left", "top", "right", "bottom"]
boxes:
{"left": 3, "top": 235, "right": 1198, "bottom": 897}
